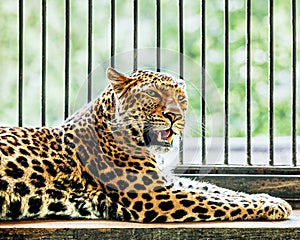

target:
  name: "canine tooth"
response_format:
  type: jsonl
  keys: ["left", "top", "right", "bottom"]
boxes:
{"left": 157, "top": 131, "right": 162, "bottom": 141}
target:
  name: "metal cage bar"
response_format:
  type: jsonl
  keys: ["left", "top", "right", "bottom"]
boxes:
{"left": 110, "top": 0, "right": 115, "bottom": 68}
{"left": 133, "top": 0, "right": 138, "bottom": 71}
{"left": 179, "top": 0, "right": 184, "bottom": 79}
{"left": 224, "top": 0, "right": 229, "bottom": 165}
{"left": 41, "top": 0, "right": 47, "bottom": 127}
{"left": 18, "top": 0, "right": 24, "bottom": 127}
{"left": 179, "top": 0, "right": 184, "bottom": 164}
{"left": 156, "top": 0, "right": 161, "bottom": 72}
{"left": 269, "top": 0, "right": 274, "bottom": 166}
{"left": 201, "top": 0, "right": 206, "bottom": 165}
{"left": 64, "top": 0, "right": 70, "bottom": 120}
{"left": 87, "top": 0, "right": 93, "bottom": 103}
{"left": 246, "top": 0, "right": 252, "bottom": 165}
{"left": 292, "top": 0, "right": 297, "bottom": 166}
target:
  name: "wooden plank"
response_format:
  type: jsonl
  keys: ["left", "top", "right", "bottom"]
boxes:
{"left": 174, "top": 165, "right": 300, "bottom": 175}
{"left": 0, "top": 211, "right": 299, "bottom": 240}
{"left": 174, "top": 165, "right": 300, "bottom": 208}
{"left": 0, "top": 228, "right": 299, "bottom": 240}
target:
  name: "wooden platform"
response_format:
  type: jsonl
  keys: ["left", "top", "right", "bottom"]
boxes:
{"left": 0, "top": 210, "right": 299, "bottom": 239}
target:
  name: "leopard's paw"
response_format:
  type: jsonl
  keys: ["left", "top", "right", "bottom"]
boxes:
{"left": 255, "top": 194, "right": 292, "bottom": 220}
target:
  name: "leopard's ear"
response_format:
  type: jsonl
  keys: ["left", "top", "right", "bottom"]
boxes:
{"left": 106, "top": 67, "right": 134, "bottom": 96}
{"left": 106, "top": 67, "right": 128, "bottom": 82}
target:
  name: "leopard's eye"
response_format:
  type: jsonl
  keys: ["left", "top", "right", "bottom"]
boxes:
{"left": 178, "top": 95, "right": 185, "bottom": 101}
{"left": 146, "top": 90, "right": 160, "bottom": 98}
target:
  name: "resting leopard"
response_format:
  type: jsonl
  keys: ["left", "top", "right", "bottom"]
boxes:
{"left": 0, "top": 67, "right": 292, "bottom": 222}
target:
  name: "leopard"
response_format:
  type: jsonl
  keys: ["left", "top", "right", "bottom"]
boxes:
{"left": 0, "top": 67, "right": 292, "bottom": 222}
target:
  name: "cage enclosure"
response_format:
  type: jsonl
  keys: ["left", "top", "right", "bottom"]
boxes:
{"left": 0, "top": 0, "right": 299, "bottom": 208}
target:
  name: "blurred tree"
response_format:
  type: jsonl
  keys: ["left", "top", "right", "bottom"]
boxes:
{"left": 0, "top": 0, "right": 298, "bottom": 138}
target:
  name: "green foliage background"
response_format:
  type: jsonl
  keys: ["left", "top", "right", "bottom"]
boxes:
{"left": 0, "top": 0, "right": 299, "bottom": 138}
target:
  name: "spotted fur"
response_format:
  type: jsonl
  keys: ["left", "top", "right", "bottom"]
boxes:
{"left": 0, "top": 68, "right": 292, "bottom": 222}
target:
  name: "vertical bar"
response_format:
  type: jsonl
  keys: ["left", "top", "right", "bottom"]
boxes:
{"left": 179, "top": 0, "right": 184, "bottom": 78}
{"left": 246, "top": 0, "right": 252, "bottom": 165}
{"left": 133, "top": 0, "right": 138, "bottom": 71}
{"left": 269, "top": 0, "right": 274, "bottom": 166}
{"left": 18, "top": 0, "right": 24, "bottom": 127}
{"left": 156, "top": 0, "right": 161, "bottom": 72}
{"left": 201, "top": 0, "right": 206, "bottom": 165}
{"left": 64, "top": 0, "right": 70, "bottom": 120}
{"left": 224, "top": 0, "right": 229, "bottom": 165}
{"left": 87, "top": 0, "right": 93, "bottom": 102}
{"left": 110, "top": 0, "right": 115, "bottom": 68}
{"left": 179, "top": 0, "right": 184, "bottom": 164}
{"left": 291, "top": 0, "right": 297, "bottom": 166}
{"left": 41, "top": 0, "right": 47, "bottom": 126}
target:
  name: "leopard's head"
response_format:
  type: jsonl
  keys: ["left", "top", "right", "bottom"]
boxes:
{"left": 106, "top": 67, "right": 187, "bottom": 153}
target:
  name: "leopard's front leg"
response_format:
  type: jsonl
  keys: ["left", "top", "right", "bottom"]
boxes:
{"left": 164, "top": 174, "right": 291, "bottom": 209}
{"left": 117, "top": 187, "right": 292, "bottom": 222}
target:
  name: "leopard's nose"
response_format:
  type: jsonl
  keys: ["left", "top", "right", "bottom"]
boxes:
{"left": 163, "top": 112, "right": 182, "bottom": 123}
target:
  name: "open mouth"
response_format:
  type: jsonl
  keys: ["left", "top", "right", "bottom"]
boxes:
{"left": 143, "top": 127, "right": 174, "bottom": 147}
